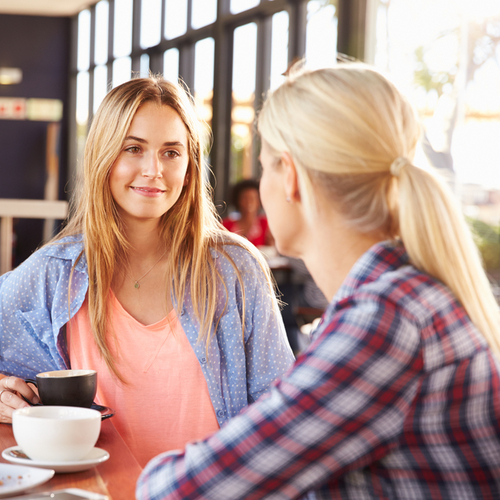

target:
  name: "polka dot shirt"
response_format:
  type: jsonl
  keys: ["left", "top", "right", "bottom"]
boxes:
{"left": 0, "top": 235, "right": 295, "bottom": 425}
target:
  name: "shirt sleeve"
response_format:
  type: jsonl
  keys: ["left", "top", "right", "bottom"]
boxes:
{"left": 240, "top": 252, "right": 295, "bottom": 403}
{"left": 0, "top": 252, "right": 64, "bottom": 377}
{"left": 136, "top": 295, "right": 424, "bottom": 500}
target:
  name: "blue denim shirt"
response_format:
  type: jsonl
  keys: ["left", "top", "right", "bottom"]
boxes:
{"left": 0, "top": 235, "right": 294, "bottom": 426}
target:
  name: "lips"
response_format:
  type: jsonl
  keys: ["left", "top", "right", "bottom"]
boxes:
{"left": 130, "top": 186, "right": 166, "bottom": 194}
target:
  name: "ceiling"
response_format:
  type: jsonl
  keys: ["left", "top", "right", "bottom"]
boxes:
{"left": 0, "top": 0, "right": 96, "bottom": 17}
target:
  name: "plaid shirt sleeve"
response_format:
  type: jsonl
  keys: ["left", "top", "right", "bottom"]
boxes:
{"left": 136, "top": 293, "right": 424, "bottom": 500}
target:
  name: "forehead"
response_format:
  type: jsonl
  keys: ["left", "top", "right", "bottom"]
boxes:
{"left": 127, "top": 102, "right": 188, "bottom": 140}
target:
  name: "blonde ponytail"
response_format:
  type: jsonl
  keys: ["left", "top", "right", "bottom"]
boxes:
{"left": 258, "top": 63, "right": 500, "bottom": 357}
{"left": 395, "top": 160, "right": 500, "bottom": 356}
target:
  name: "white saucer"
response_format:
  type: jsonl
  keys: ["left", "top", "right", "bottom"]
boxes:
{"left": 2, "top": 446, "right": 110, "bottom": 473}
{"left": 0, "top": 463, "right": 54, "bottom": 497}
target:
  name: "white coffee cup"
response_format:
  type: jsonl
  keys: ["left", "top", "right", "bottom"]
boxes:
{"left": 13, "top": 406, "right": 101, "bottom": 462}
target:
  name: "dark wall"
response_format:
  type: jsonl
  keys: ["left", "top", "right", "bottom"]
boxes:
{"left": 0, "top": 14, "right": 71, "bottom": 266}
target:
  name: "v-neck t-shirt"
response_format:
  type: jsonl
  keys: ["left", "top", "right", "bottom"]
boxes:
{"left": 68, "top": 291, "right": 220, "bottom": 467}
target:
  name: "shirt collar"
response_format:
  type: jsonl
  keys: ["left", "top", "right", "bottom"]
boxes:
{"left": 43, "top": 235, "right": 87, "bottom": 273}
{"left": 332, "top": 239, "right": 409, "bottom": 305}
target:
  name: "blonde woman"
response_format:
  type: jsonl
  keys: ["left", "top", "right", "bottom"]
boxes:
{"left": 137, "top": 64, "right": 500, "bottom": 499}
{"left": 0, "top": 77, "right": 294, "bottom": 467}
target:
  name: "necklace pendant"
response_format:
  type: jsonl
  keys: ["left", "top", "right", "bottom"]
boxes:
{"left": 134, "top": 282, "right": 140, "bottom": 289}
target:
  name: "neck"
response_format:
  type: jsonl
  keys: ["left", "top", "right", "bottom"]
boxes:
{"left": 293, "top": 209, "right": 384, "bottom": 303}
{"left": 122, "top": 219, "right": 165, "bottom": 259}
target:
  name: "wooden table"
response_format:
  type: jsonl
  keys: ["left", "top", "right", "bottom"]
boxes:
{"left": 0, "top": 418, "right": 143, "bottom": 499}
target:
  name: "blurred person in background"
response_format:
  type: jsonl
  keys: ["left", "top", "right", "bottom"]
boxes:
{"left": 223, "top": 179, "right": 273, "bottom": 247}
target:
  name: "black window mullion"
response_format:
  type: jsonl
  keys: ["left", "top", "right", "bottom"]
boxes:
{"left": 179, "top": 0, "right": 195, "bottom": 90}
{"left": 131, "top": 0, "right": 142, "bottom": 74}
{"left": 154, "top": 0, "right": 166, "bottom": 74}
{"left": 337, "top": 0, "right": 367, "bottom": 60}
{"left": 108, "top": 0, "right": 115, "bottom": 86}
{"left": 211, "top": 0, "right": 233, "bottom": 207}
{"left": 252, "top": 14, "right": 272, "bottom": 177}
{"left": 178, "top": 44, "right": 195, "bottom": 92}
{"left": 68, "top": 14, "right": 80, "bottom": 192}
{"left": 287, "top": 0, "right": 307, "bottom": 63}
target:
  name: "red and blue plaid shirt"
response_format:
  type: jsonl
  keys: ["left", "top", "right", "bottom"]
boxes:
{"left": 137, "top": 241, "right": 500, "bottom": 499}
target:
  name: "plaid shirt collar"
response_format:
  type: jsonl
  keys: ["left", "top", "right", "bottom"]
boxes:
{"left": 332, "top": 239, "right": 409, "bottom": 304}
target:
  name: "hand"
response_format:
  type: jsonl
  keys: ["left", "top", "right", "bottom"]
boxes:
{"left": 0, "top": 375, "right": 40, "bottom": 424}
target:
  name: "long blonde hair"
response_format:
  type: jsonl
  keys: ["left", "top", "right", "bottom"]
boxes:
{"left": 258, "top": 63, "right": 500, "bottom": 356}
{"left": 58, "top": 76, "right": 273, "bottom": 380}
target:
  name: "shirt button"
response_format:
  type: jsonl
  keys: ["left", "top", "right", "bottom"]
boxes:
{"left": 200, "top": 357, "right": 207, "bottom": 364}
{"left": 217, "top": 410, "right": 225, "bottom": 418}
{"left": 180, "top": 307, "right": 186, "bottom": 316}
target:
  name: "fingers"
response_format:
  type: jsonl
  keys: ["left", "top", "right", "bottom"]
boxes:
{"left": 3, "top": 376, "right": 40, "bottom": 404}
{"left": 0, "top": 376, "right": 40, "bottom": 424}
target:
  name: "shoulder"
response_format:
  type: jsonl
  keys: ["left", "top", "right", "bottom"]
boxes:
{"left": 211, "top": 238, "right": 266, "bottom": 276}
{"left": 352, "top": 264, "right": 455, "bottom": 326}
{"left": 41, "top": 235, "right": 84, "bottom": 261}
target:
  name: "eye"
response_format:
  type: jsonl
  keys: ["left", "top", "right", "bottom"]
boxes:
{"left": 124, "top": 145, "right": 141, "bottom": 154}
{"left": 164, "top": 150, "right": 180, "bottom": 159}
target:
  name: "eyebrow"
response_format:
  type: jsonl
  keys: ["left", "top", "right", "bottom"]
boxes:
{"left": 124, "top": 136, "right": 186, "bottom": 148}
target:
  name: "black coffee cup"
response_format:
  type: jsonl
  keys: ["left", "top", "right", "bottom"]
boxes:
{"left": 25, "top": 369, "right": 97, "bottom": 408}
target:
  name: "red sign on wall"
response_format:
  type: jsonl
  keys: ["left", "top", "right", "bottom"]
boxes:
{"left": 0, "top": 98, "right": 27, "bottom": 120}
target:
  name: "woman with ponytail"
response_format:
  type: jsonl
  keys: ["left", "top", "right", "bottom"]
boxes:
{"left": 137, "top": 64, "right": 500, "bottom": 499}
{"left": 0, "top": 76, "right": 293, "bottom": 467}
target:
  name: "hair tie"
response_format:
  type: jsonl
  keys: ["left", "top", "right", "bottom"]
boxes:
{"left": 390, "top": 157, "right": 408, "bottom": 177}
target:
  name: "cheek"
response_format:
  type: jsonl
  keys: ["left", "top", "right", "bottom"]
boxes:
{"left": 260, "top": 171, "right": 279, "bottom": 214}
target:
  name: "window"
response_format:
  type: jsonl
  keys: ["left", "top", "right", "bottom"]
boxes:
{"left": 231, "top": 23, "right": 257, "bottom": 182}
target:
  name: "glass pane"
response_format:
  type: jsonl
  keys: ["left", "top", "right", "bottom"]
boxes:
{"left": 94, "top": 1, "right": 109, "bottom": 65}
{"left": 76, "top": 71, "right": 89, "bottom": 125}
{"left": 194, "top": 38, "right": 215, "bottom": 155}
{"left": 77, "top": 10, "right": 91, "bottom": 71}
{"left": 165, "top": 0, "right": 187, "bottom": 39}
{"left": 140, "top": 54, "right": 150, "bottom": 77}
{"left": 163, "top": 48, "right": 179, "bottom": 82}
{"left": 113, "top": 57, "right": 132, "bottom": 87}
{"left": 231, "top": 23, "right": 257, "bottom": 182}
{"left": 76, "top": 71, "right": 90, "bottom": 175}
{"left": 141, "top": 0, "right": 162, "bottom": 48}
{"left": 114, "top": 0, "right": 133, "bottom": 58}
{"left": 192, "top": 0, "right": 217, "bottom": 30}
{"left": 230, "top": 0, "right": 259, "bottom": 15}
{"left": 305, "top": 0, "right": 337, "bottom": 69}
{"left": 93, "top": 65, "right": 108, "bottom": 113}
{"left": 270, "top": 11, "right": 289, "bottom": 90}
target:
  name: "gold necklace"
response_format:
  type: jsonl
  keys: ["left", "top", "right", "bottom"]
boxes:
{"left": 126, "top": 250, "right": 167, "bottom": 289}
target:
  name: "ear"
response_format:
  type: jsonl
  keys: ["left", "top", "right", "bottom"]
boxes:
{"left": 281, "top": 152, "right": 300, "bottom": 202}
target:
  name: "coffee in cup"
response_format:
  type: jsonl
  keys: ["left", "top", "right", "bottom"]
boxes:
{"left": 13, "top": 405, "right": 101, "bottom": 462}
{"left": 25, "top": 369, "right": 97, "bottom": 408}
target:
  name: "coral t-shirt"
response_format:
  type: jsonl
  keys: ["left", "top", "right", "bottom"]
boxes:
{"left": 68, "top": 291, "right": 220, "bottom": 467}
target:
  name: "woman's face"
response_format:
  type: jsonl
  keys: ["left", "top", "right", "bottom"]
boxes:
{"left": 238, "top": 188, "right": 261, "bottom": 216}
{"left": 109, "top": 102, "right": 189, "bottom": 226}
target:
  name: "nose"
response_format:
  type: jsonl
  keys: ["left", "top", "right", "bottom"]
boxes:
{"left": 142, "top": 153, "right": 163, "bottom": 179}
